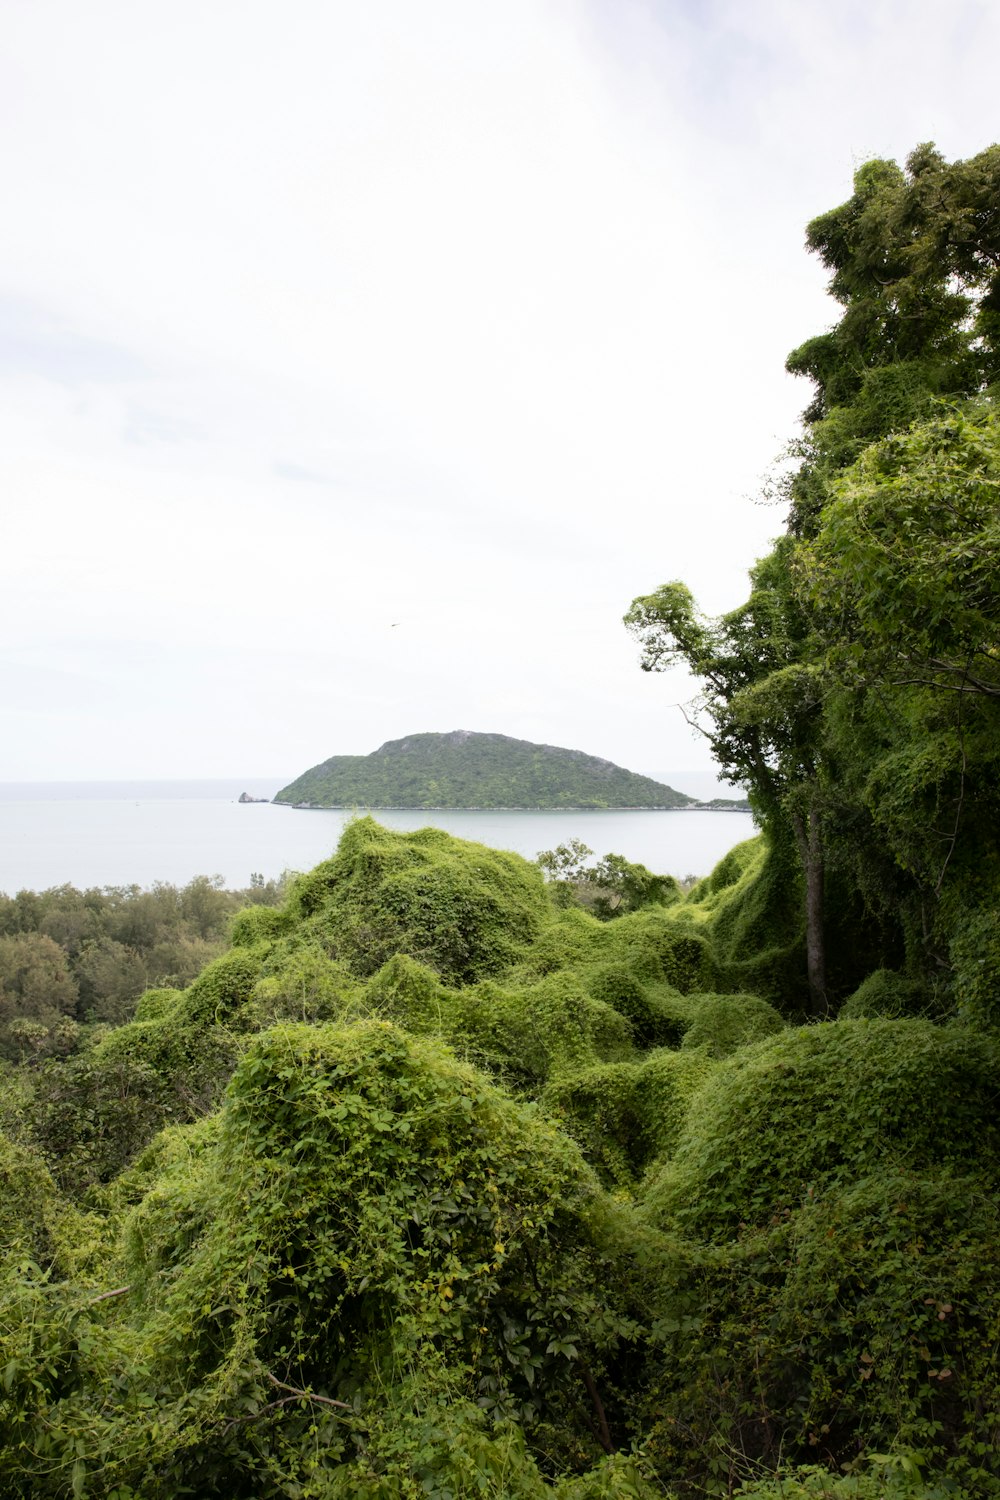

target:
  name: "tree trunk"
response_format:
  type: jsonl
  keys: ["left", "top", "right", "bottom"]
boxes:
{"left": 792, "top": 803, "right": 828, "bottom": 1018}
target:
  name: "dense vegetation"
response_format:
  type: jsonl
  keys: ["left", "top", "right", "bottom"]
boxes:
{"left": 2, "top": 816, "right": 997, "bottom": 1498}
{"left": 3, "top": 142, "right": 999, "bottom": 1498}
{"left": 0, "top": 875, "right": 284, "bottom": 1061}
{"left": 274, "top": 731, "right": 723, "bottom": 810}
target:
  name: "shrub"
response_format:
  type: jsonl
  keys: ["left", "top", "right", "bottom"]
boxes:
{"left": 643, "top": 1020, "right": 1000, "bottom": 1237}
{"left": 950, "top": 902, "right": 1000, "bottom": 1029}
{"left": 8, "top": 1021, "right": 643, "bottom": 1496}
{"left": 679, "top": 992, "right": 785, "bottom": 1058}
{"left": 290, "top": 818, "right": 549, "bottom": 984}
{"left": 840, "top": 969, "right": 934, "bottom": 1021}
{"left": 644, "top": 1170, "right": 1000, "bottom": 1493}
{"left": 583, "top": 964, "right": 686, "bottom": 1048}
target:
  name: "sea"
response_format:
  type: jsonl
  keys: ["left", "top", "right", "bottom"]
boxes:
{"left": 0, "top": 778, "right": 758, "bottom": 895}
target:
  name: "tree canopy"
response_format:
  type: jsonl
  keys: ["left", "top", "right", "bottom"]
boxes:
{"left": 627, "top": 142, "right": 1000, "bottom": 1013}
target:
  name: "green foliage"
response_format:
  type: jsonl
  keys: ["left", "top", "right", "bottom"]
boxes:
{"left": 786, "top": 144, "right": 1000, "bottom": 437}
{"left": 0, "top": 1132, "right": 62, "bottom": 1260}
{"left": 583, "top": 964, "right": 685, "bottom": 1048}
{"left": 22, "top": 951, "right": 258, "bottom": 1190}
{"left": 132, "top": 986, "right": 183, "bottom": 1022}
{"left": 252, "top": 942, "right": 360, "bottom": 1028}
{"left": 949, "top": 899, "right": 1000, "bottom": 1029}
{"left": 0, "top": 871, "right": 287, "bottom": 1043}
{"left": 647, "top": 1168, "right": 1000, "bottom": 1494}
{"left": 539, "top": 845, "right": 683, "bottom": 922}
{"left": 288, "top": 817, "right": 548, "bottom": 984}
{"left": 0, "top": 1020, "right": 648, "bottom": 1496}
{"left": 547, "top": 1047, "right": 717, "bottom": 1189}
{"left": 230, "top": 901, "right": 296, "bottom": 946}
{"left": 600, "top": 910, "right": 716, "bottom": 994}
{"left": 643, "top": 1021, "right": 999, "bottom": 1239}
{"left": 687, "top": 838, "right": 763, "bottom": 904}
{"left": 275, "top": 729, "right": 697, "bottom": 810}
{"left": 5, "top": 718, "right": 1000, "bottom": 1497}
{"left": 0, "top": 932, "right": 78, "bottom": 1059}
{"left": 678, "top": 992, "right": 784, "bottom": 1058}
{"left": 697, "top": 836, "right": 807, "bottom": 1010}
{"left": 447, "top": 972, "right": 635, "bottom": 1089}
{"left": 806, "top": 406, "right": 1000, "bottom": 699}
{"left": 625, "top": 542, "right": 831, "bottom": 1016}
{"left": 735, "top": 1463, "right": 973, "bottom": 1500}
{"left": 840, "top": 971, "right": 935, "bottom": 1021}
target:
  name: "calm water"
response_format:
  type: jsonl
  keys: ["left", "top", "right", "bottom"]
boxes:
{"left": 0, "top": 780, "right": 757, "bottom": 894}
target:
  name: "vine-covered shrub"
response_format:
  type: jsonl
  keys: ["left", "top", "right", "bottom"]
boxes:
{"left": 287, "top": 817, "right": 550, "bottom": 983}
{"left": 677, "top": 991, "right": 784, "bottom": 1057}
{"left": 365, "top": 960, "right": 636, "bottom": 1088}
{"left": 600, "top": 911, "right": 716, "bottom": 994}
{"left": 642, "top": 1020, "right": 1000, "bottom": 1238}
{"left": 840, "top": 968, "right": 934, "bottom": 1020}
{"left": 702, "top": 838, "right": 807, "bottom": 1010}
{"left": 132, "top": 986, "right": 183, "bottom": 1022}
{"left": 0, "top": 1133, "right": 61, "bottom": 1260}
{"left": 251, "top": 942, "right": 360, "bottom": 1028}
{"left": 643, "top": 1168, "right": 1000, "bottom": 1492}
{"left": 687, "top": 837, "right": 764, "bottom": 906}
{"left": 1, "top": 1021, "right": 647, "bottom": 1497}
{"left": 25, "top": 995, "right": 244, "bottom": 1190}
{"left": 950, "top": 899, "right": 1000, "bottom": 1029}
{"left": 547, "top": 1047, "right": 717, "bottom": 1187}
{"left": 583, "top": 963, "right": 687, "bottom": 1047}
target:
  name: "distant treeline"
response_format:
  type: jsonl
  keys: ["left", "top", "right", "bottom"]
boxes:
{"left": 0, "top": 874, "right": 285, "bottom": 1059}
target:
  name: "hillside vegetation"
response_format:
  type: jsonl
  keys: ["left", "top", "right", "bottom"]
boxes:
{"left": 1, "top": 816, "right": 998, "bottom": 1498}
{"left": 274, "top": 731, "right": 711, "bottom": 810}
{"left": 4, "top": 141, "right": 1000, "bottom": 1498}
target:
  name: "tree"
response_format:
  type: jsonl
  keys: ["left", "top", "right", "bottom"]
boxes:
{"left": 0, "top": 932, "right": 79, "bottom": 1059}
{"left": 625, "top": 543, "right": 831, "bottom": 1015}
{"left": 626, "top": 143, "right": 1000, "bottom": 1010}
{"left": 785, "top": 143, "right": 1000, "bottom": 536}
{"left": 805, "top": 405, "right": 1000, "bottom": 701}
{"left": 796, "top": 403, "right": 1000, "bottom": 955}
{"left": 535, "top": 841, "right": 680, "bottom": 919}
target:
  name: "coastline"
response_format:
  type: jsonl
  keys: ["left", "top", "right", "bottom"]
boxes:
{"left": 277, "top": 800, "right": 751, "bottom": 814}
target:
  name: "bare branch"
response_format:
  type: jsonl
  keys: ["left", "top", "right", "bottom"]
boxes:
{"left": 266, "top": 1373, "right": 353, "bottom": 1411}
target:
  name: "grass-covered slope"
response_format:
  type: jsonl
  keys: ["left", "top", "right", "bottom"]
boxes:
{"left": 2, "top": 817, "right": 997, "bottom": 1499}
{"left": 274, "top": 729, "right": 704, "bottom": 808}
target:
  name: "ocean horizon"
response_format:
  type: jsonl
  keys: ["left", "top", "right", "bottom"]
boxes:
{"left": 0, "top": 776, "right": 755, "bottom": 895}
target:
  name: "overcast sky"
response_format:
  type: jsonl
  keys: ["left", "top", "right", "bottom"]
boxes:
{"left": 2, "top": 0, "right": 997, "bottom": 786}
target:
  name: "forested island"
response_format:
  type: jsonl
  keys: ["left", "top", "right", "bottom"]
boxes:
{"left": 274, "top": 729, "right": 748, "bottom": 810}
{"left": 2, "top": 143, "right": 1000, "bottom": 1499}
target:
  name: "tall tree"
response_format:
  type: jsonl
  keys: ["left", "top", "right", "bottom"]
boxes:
{"left": 785, "top": 142, "right": 1000, "bottom": 535}
{"left": 627, "top": 143, "right": 1000, "bottom": 1010}
{"left": 625, "top": 542, "right": 831, "bottom": 1015}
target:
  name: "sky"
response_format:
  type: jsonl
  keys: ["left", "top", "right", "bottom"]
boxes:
{"left": 1, "top": 0, "right": 998, "bottom": 788}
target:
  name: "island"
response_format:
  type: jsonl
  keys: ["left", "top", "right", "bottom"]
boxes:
{"left": 273, "top": 730, "right": 750, "bottom": 810}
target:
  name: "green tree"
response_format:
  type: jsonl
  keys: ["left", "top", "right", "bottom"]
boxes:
{"left": 625, "top": 544, "right": 830, "bottom": 1014}
{"left": 806, "top": 405, "right": 1000, "bottom": 701}
{"left": 0, "top": 932, "right": 79, "bottom": 1059}
{"left": 785, "top": 142, "right": 1000, "bottom": 535}
{"left": 628, "top": 144, "right": 1000, "bottom": 1011}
